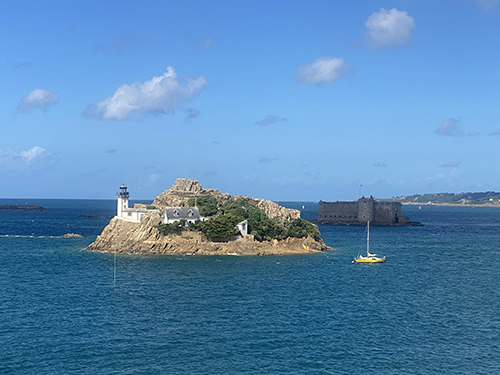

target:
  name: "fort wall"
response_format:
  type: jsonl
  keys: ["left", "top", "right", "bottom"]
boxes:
{"left": 358, "top": 197, "right": 375, "bottom": 222}
{"left": 317, "top": 197, "right": 410, "bottom": 225}
{"left": 317, "top": 201, "right": 358, "bottom": 223}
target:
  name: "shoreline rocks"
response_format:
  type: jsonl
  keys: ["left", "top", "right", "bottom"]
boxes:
{"left": 87, "top": 216, "right": 330, "bottom": 256}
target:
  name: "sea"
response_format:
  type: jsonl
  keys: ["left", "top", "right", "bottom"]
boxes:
{"left": 1, "top": 199, "right": 500, "bottom": 374}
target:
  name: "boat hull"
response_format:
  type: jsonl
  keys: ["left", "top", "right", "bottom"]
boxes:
{"left": 354, "top": 257, "right": 386, "bottom": 263}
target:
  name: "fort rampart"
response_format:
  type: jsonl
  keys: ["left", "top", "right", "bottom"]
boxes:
{"left": 316, "top": 196, "right": 410, "bottom": 225}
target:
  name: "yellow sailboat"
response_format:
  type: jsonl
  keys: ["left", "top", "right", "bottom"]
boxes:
{"left": 354, "top": 221, "right": 386, "bottom": 263}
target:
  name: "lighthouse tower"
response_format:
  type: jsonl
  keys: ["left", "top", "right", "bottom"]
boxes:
{"left": 117, "top": 184, "right": 130, "bottom": 217}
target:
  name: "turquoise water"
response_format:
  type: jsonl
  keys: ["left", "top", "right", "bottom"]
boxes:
{"left": 1, "top": 200, "right": 500, "bottom": 374}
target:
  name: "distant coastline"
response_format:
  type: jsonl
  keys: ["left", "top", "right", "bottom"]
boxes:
{"left": 0, "top": 204, "right": 50, "bottom": 211}
{"left": 387, "top": 191, "right": 500, "bottom": 208}
{"left": 401, "top": 202, "right": 500, "bottom": 208}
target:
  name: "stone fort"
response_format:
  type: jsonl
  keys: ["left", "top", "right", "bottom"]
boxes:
{"left": 317, "top": 196, "right": 410, "bottom": 225}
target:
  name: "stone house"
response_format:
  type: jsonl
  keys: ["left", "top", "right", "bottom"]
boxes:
{"left": 164, "top": 207, "right": 206, "bottom": 226}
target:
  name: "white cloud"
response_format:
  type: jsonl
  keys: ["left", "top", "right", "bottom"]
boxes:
{"left": 415, "top": 168, "right": 462, "bottom": 187}
{"left": 17, "top": 89, "right": 59, "bottom": 113}
{"left": 436, "top": 117, "right": 462, "bottom": 136}
{"left": 257, "top": 157, "right": 277, "bottom": 163}
{"left": 14, "top": 62, "right": 32, "bottom": 70}
{"left": 198, "top": 37, "right": 214, "bottom": 50}
{"left": 146, "top": 173, "right": 161, "bottom": 185}
{"left": 365, "top": 8, "right": 415, "bottom": 49}
{"left": 203, "top": 170, "right": 217, "bottom": 177}
{"left": 255, "top": 115, "right": 287, "bottom": 126}
{"left": 20, "top": 146, "right": 46, "bottom": 161}
{"left": 0, "top": 146, "right": 56, "bottom": 173}
{"left": 488, "top": 130, "right": 500, "bottom": 136}
{"left": 296, "top": 57, "right": 354, "bottom": 84}
{"left": 185, "top": 108, "right": 200, "bottom": 121}
{"left": 475, "top": 0, "right": 499, "bottom": 10}
{"left": 94, "top": 34, "right": 150, "bottom": 53}
{"left": 83, "top": 67, "right": 208, "bottom": 121}
{"left": 440, "top": 159, "right": 461, "bottom": 168}
{"left": 244, "top": 174, "right": 257, "bottom": 182}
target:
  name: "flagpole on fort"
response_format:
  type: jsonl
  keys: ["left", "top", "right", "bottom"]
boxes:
{"left": 359, "top": 184, "right": 363, "bottom": 198}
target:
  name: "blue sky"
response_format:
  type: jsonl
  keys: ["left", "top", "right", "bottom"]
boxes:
{"left": 2, "top": 0, "right": 500, "bottom": 201}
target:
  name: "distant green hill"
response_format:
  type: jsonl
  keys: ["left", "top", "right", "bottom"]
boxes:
{"left": 387, "top": 192, "right": 500, "bottom": 206}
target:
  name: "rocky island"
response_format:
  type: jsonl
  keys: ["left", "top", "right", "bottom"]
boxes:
{"left": 87, "top": 179, "right": 330, "bottom": 256}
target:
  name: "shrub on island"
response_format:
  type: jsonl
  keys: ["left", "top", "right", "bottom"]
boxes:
{"left": 156, "top": 221, "right": 184, "bottom": 235}
{"left": 187, "top": 196, "right": 218, "bottom": 217}
{"left": 156, "top": 196, "right": 321, "bottom": 242}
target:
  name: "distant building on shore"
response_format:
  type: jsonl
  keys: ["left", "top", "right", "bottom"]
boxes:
{"left": 316, "top": 196, "right": 410, "bottom": 225}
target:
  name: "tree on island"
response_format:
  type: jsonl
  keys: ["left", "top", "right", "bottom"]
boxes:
{"left": 187, "top": 196, "right": 218, "bottom": 217}
{"left": 158, "top": 196, "right": 321, "bottom": 242}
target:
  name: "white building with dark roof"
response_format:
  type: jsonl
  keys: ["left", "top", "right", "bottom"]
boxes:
{"left": 164, "top": 207, "right": 206, "bottom": 226}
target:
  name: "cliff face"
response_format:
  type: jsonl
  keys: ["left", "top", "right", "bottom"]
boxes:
{"left": 87, "top": 179, "right": 329, "bottom": 256}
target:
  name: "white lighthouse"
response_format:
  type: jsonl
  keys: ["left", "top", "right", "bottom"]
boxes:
{"left": 117, "top": 184, "right": 130, "bottom": 217}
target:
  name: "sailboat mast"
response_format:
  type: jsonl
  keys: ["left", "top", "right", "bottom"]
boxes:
{"left": 367, "top": 221, "right": 370, "bottom": 256}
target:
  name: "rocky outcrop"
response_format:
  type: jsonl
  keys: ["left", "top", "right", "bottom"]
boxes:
{"left": 151, "top": 178, "right": 300, "bottom": 222}
{"left": 247, "top": 197, "right": 300, "bottom": 221}
{"left": 151, "top": 178, "right": 231, "bottom": 211}
{"left": 87, "top": 179, "right": 329, "bottom": 256}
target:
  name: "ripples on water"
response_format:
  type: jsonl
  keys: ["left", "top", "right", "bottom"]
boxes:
{"left": 1, "top": 200, "right": 500, "bottom": 374}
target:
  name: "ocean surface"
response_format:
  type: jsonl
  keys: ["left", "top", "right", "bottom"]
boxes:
{"left": 1, "top": 199, "right": 500, "bottom": 374}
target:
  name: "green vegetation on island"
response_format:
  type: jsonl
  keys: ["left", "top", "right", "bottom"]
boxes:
{"left": 157, "top": 196, "right": 320, "bottom": 241}
{"left": 187, "top": 196, "right": 218, "bottom": 216}
{"left": 390, "top": 191, "right": 500, "bottom": 206}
